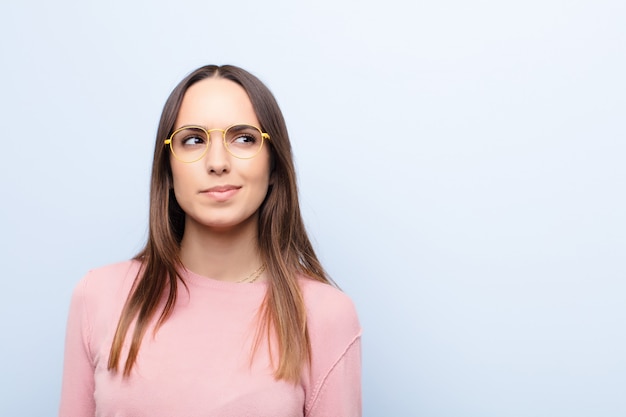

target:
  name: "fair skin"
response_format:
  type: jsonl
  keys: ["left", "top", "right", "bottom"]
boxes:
{"left": 170, "top": 77, "right": 271, "bottom": 282}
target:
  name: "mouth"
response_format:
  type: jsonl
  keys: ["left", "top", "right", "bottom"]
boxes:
{"left": 201, "top": 185, "right": 241, "bottom": 193}
{"left": 199, "top": 185, "right": 242, "bottom": 201}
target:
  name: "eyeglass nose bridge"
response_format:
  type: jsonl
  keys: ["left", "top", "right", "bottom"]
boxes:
{"left": 185, "top": 128, "right": 234, "bottom": 164}
{"left": 205, "top": 127, "right": 228, "bottom": 141}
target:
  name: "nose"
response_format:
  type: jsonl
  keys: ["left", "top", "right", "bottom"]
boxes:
{"left": 204, "top": 130, "right": 230, "bottom": 174}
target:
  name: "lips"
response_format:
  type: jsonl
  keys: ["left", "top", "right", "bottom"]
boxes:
{"left": 200, "top": 185, "right": 241, "bottom": 202}
{"left": 203, "top": 185, "right": 241, "bottom": 193}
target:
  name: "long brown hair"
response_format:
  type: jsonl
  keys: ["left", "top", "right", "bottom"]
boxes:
{"left": 107, "top": 65, "right": 332, "bottom": 383}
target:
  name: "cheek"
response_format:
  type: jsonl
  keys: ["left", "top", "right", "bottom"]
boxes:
{"left": 170, "top": 165, "right": 183, "bottom": 190}
{"left": 170, "top": 163, "right": 196, "bottom": 197}
{"left": 256, "top": 158, "right": 272, "bottom": 189}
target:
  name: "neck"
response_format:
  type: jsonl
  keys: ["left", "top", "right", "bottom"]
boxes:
{"left": 179, "top": 216, "right": 264, "bottom": 282}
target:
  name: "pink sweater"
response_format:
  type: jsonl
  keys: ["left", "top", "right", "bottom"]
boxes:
{"left": 59, "top": 261, "right": 361, "bottom": 417}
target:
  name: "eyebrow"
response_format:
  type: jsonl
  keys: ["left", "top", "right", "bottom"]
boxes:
{"left": 175, "top": 124, "right": 207, "bottom": 130}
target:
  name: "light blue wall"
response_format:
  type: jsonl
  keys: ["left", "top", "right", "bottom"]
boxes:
{"left": 1, "top": 1, "right": 624, "bottom": 415}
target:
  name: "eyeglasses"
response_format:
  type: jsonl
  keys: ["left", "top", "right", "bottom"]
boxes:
{"left": 164, "top": 124, "right": 271, "bottom": 163}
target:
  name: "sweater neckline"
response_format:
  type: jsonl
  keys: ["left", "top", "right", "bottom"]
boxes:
{"left": 180, "top": 266, "right": 269, "bottom": 291}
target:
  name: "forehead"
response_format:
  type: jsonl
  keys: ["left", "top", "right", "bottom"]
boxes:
{"left": 175, "top": 77, "right": 260, "bottom": 128}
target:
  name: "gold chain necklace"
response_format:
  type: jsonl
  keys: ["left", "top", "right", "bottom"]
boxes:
{"left": 236, "top": 263, "right": 266, "bottom": 284}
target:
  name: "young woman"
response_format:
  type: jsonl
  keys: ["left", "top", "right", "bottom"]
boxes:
{"left": 59, "top": 65, "right": 362, "bottom": 417}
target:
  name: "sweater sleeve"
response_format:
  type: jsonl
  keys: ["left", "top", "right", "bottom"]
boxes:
{"left": 59, "top": 277, "right": 96, "bottom": 417}
{"left": 306, "top": 336, "right": 362, "bottom": 417}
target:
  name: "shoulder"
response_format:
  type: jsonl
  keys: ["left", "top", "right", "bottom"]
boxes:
{"left": 298, "top": 278, "right": 361, "bottom": 343}
{"left": 72, "top": 259, "right": 141, "bottom": 308}
{"left": 298, "top": 277, "right": 362, "bottom": 410}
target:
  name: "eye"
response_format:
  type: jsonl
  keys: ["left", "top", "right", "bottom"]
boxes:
{"left": 226, "top": 125, "right": 262, "bottom": 147}
{"left": 181, "top": 135, "right": 206, "bottom": 146}
{"left": 231, "top": 133, "right": 258, "bottom": 145}
{"left": 173, "top": 128, "right": 207, "bottom": 148}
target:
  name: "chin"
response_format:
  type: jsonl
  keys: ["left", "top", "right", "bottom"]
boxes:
{"left": 188, "top": 212, "right": 260, "bottom": 233}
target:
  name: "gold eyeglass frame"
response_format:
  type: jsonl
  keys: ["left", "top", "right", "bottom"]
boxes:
{"left": 164, "top": 124, "right": 271, "bottom": 163}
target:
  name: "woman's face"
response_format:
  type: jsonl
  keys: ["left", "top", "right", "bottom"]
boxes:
{"left": 170, "top": 77, "right": 271, "bottom": 234}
